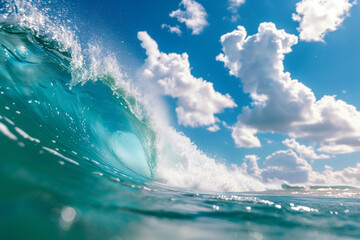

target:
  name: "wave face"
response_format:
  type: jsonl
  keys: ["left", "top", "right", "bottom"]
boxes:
{"left": 0, "top": 21, "right": 157, "bottom": 178}
{"left": 1, "top": 1, "right": 360, "bottom": 240}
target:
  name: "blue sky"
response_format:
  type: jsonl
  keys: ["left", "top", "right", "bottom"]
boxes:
{"left": 57, "top": 0, "right": 360, "bottom": 185}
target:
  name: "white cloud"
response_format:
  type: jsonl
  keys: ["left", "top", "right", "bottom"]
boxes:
{"left": 227, "top": 0, "right": 246, "bottom": 22}
{"left": 231, "top": 123, "right": 260, "bottom": 148}
{"left": 239, "top": 150, "right": 312, "bottom": 184}
{"left": 292, "top": 0, "right": 356, "bottom": 42}
{"left": 241, "top": 151, "right": 360, "bottom": 186}
{"left": 217, "top": 22, "right": 360, "bottom": 154}
{"left": 228, "top": 0, "right": 246, "bottom": 8}
{"left": 240, "top": 155, "right": 262, "bottom": 179}
{"left": 207, "top": 124, "right": 220, "bottom": 132}
{"left": 293, "top": 96, "right": 360, "bottom": 154}
{"left": 282, "top": 138, "right": 330, "bottom": 160}
{"left": 311, "top": 164, "right": 360, "bottom": 186}
{"left": 161, "top": 24, "right": 182, "bottom": 36}
{"left": 170, "top": 0, "right": 208, "bottom": 35}
{"left": 138, "top": 31, "right": 160, "bottom": 57}
{"left": 262, "top": 150, "right": 313, "bottom": 184}
{"left": 138, "top": 31, "right": 236, "bottom": 127}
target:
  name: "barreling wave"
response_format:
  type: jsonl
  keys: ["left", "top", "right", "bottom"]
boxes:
{"left": 0, "top": 0, "right": 267, "bottom": 192}
{"left": 0, "top": 2, "right": 157, "bottom": 179}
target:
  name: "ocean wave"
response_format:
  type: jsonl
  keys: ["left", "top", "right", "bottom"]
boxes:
{"left": 0, "top": 0, "right": 267, "bottom": 192}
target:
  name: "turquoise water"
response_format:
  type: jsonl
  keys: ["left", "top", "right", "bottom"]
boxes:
{"left": 1, "top": 1, "right": 360, "bottom": 240}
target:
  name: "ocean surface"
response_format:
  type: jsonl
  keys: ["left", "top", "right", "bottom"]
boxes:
{"left": 1, "top": 1, "right": 360, "bottom": 239}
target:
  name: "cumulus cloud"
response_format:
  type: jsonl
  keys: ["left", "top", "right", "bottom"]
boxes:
{"left": 262, "top": 150, "right": 313, "bottom": 184}
{"left": 231, "top": 123, "right": 260, "bottom": 148}
{"left": 239, "top": 150, "right": 312, "bottom": 184}
{"left": 138, "top": 31, "right": 236, "bottom": 128}
{"left": 240, "top": 155, "right": 262, "bottom": 179}
{"left": 217, "top": 22, "right": 360, "bottom": 154}
{"left": 170, "top": 0, "right": 208, "bottom": 35}
{"left": 282, "top": 138, "right": 330, "bottom": 160}
{"left": 161, "top": 24, "right": 182, "bottom": 36}
{"left": 240, "top": 151, "right": 360, "bottom": 186}
{"left": 227, "top": 0, "right": 246, "bottom": 22}
{"left": 292, "top": 0, "right": 356, "bottom": 42}
{"left": 311, "top": 164, "right": 360, "bottom": 186}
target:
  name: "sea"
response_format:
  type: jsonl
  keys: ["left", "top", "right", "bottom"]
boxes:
{"left": 0, "top": 1, "right": 360, "bottom": 239}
